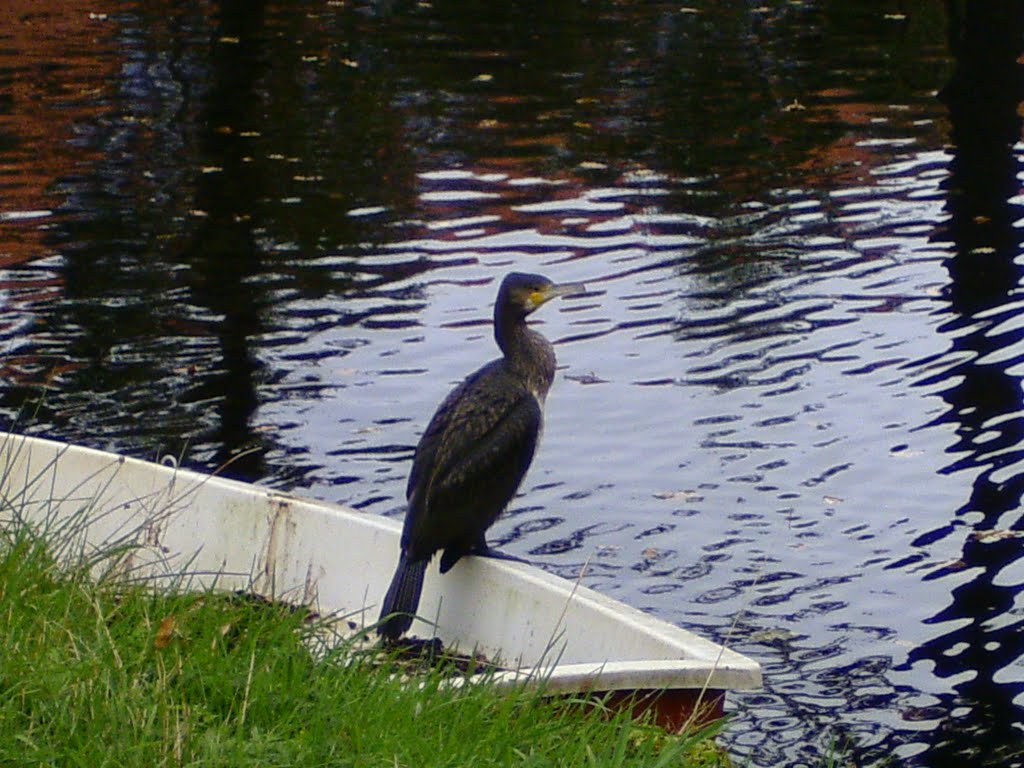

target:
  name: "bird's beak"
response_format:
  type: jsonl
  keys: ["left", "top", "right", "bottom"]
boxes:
{"left": 530, "top": 281, "right": 587, "bottom": 308}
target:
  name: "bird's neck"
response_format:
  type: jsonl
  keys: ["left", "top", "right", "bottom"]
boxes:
{"left": 496, "top": 318, "right": 557, "bottom": 399}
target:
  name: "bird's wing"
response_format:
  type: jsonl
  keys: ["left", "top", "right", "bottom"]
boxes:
{"left": 405, "top": 360, "right": 504, "bottom": 502}
{"left": 403, "top": 362, "right": 541, "bottom": 549}
{"left": 429, "top": 387, "right": 541, "bottom": 499}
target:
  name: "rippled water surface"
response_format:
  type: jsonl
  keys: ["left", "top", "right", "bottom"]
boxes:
{"left": 2, "top": 2, "right": 1023, "bottom": 765}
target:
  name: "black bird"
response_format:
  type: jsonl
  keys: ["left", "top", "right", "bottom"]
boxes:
{"left": 377, "top": 272, "right": 585, "bottom": 641}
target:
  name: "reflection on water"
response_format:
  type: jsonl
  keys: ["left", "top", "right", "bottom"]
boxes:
{"left": 895, "top": 4, "right": 1024, "bottom": 767}
{"left": 1, "top": 1, "right": 1023, "bottom": 765}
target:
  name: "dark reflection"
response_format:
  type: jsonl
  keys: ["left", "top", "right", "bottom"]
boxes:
{"left": 15, "top": 3, "right": 280, "bottom": 476}
{"left": 176, "top": 0, "right": 270, "bottom": 480}
{"left": 2, "top": 1, "right": 418, "bottom": 478}
{"left": 902, "top": 3, "right": 1024, "bottom": 766}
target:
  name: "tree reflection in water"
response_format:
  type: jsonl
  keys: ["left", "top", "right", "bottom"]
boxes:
{"left": 902, "top": 3, "right": 1024, "bottom": 766}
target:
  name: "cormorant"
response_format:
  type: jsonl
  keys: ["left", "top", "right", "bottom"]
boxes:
{"left": 377, "top": 272, "right": 585, "bottom": 641}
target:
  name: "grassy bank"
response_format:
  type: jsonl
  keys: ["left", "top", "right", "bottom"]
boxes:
{"left": 0, "top": 515, "right": 732, "bottom": 768}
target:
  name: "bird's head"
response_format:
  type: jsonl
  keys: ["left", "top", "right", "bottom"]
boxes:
{"left": 497, "top": 272, "right": 587, "bottom": 319}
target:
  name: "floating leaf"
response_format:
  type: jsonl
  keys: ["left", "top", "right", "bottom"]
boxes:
{"left": 653, "top": 489, "right": 702, "bottom": 502}
{"left": 751, "top": 627, "right": 798, "bottom": 644}
{"left": 970, "top": 529, "right": 1024, "bottom": 544}
{"left": 566, "top": 372, "right": 607, "bottom": 385}
{"left": 890, "top": 447, "right": 923, "bottom": 458}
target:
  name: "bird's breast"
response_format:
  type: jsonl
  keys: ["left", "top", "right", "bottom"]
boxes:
{"left": 530, "top": 385, "right": 548, "bottom": 408}
{"left": 532, "top": 391, "right": 547, "bottom": 444}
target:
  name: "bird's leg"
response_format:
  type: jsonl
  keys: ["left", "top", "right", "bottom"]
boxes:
{"left": 471, "top": 536, "right": 529, "bottom": 564}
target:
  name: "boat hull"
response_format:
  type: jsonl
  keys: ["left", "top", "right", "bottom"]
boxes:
{"left": 0, "top": 432, "right": 761, "bottom": 727}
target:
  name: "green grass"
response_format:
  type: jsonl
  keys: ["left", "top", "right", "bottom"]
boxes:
{"left": 0, "top": 512, "right": 732, "bottom": 768}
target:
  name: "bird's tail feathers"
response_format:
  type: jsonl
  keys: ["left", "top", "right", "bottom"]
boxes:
{"left": 377, "top": 554, "right": 427, "bottom": 640}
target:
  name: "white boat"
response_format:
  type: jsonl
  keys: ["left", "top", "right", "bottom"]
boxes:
{"left": 0, "top": 431, "right": 761, "bottom": 728}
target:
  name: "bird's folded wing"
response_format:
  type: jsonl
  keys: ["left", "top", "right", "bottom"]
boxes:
{"left": 430, "top": 390, "right": 541, "bottom": 496}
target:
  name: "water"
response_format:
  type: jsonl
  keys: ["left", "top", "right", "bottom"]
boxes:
{"left": 2, "top": 1, "right": 1023, "bottom": 765}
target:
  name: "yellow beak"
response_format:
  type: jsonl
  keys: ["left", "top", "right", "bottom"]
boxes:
{"left": 529, "top": 281, "right": 587, "bottom": 309}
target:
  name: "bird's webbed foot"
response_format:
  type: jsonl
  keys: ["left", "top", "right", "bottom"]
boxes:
{"left": 438, "top": 541, "right": 529, "bottom": 574}
{"left": 471, "top": 541, "right": 528, "bottom": 564}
